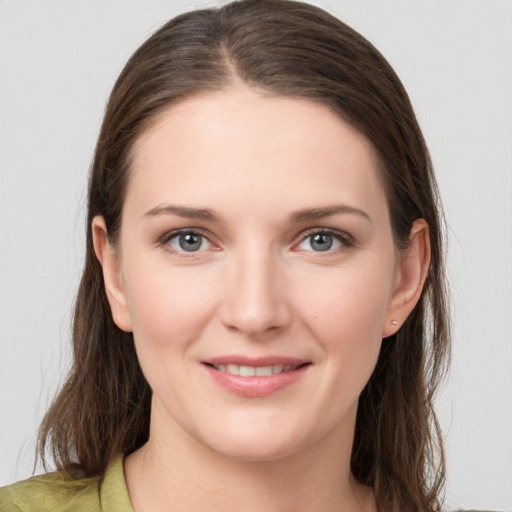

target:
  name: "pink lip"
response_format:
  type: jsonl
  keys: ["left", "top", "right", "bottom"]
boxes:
{"left": 204, "top": 355, "right": 308, "bottom": 366}
{"left": 201, "top": 355, "right": 311, "bottom": 398}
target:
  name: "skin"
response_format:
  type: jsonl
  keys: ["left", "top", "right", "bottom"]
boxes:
{"left": 93, "top": 87, "right": 430, "bottom": 512}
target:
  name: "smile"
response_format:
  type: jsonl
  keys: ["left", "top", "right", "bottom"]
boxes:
{"left": 202, "top": 357, "right": 311, "bottom": 397}
{"left": 209, "top": 363, "right": 302, "bottom": 377}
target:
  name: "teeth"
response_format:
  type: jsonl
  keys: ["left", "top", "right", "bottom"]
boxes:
{"left": 239, "top": 365, "right": 256, "bottom": 377}
{"left": 213, "top": 364, "right": 295, "bottom": 376}
{"left": 255, "top": 366, "right": 272, "bottom": 377}
{"left": 272, "top": 364, "right": 284, "bottom": 374}
{"left": 227, "top": 364, "right": 239, "bottom": 375}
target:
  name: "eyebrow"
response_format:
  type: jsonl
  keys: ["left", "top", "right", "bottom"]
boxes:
{"left": 290, "top": 205, "right": 372, "bottom": 223}
{"left": 144, "top": 205, "right": 217, "bottom": 221}
{"left": 143, "top": 203, "right": 371, "bottom": 223}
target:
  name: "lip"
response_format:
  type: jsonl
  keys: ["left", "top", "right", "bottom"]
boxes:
{"left": 201, "top": 355, "right": 311, "bottom": 398}
{"left": 204, "top": 355, "right": 308, "bottom": 367}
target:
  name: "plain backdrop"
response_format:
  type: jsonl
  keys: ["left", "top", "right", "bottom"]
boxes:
{"left": 1, "top": 1, "right": 511, "bottom": 510}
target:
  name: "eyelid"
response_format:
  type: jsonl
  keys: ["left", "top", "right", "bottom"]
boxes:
{"left": 294, "top": 227, "right": 355, "bottom": 252}
{"left": 159, "top": 227, "right": 204, "bottom": 244}
{"left": 158, "top": 228, "right": 218, "bottom": 253}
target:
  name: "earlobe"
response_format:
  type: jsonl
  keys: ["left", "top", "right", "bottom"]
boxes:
{"left": 91, "top": 216, "right": 132, "bottom": 332}
{"left": 382, "top": 219, "right": 430, "bottom": 338}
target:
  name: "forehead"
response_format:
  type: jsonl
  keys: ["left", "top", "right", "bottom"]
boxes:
{"left": 126, "top": 88, "right": 387, "bottom": 220}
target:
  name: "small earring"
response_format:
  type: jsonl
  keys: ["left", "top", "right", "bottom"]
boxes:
{"left": 117, "top": 316, "right": 121, "bottom": 321}
{"left": 391, "top": 320, "right": 398, "bottom": 325}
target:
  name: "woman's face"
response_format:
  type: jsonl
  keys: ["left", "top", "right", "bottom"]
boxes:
{"left": 99, "top": 88, "right": 411, "bottom": 461}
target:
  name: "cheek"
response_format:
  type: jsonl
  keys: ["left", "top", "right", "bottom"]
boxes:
{"left": 122, "top": 258, "right": 219, "bottom": 351}
{"left": 295, "top": 261, "right": 394, "bottom": 344}
{"left": 291, "top": 258, "right": 395, "bottom": 390}
{"left": 284, "top": 262, "right": 393, "bottom": 425}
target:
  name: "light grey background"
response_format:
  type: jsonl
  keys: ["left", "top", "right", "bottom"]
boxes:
{"left": 1, "top": 1, "right": 511, "bottom": 510}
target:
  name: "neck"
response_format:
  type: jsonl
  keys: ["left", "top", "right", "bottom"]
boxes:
{"left": 124, "top": 404, "right": 375, "bottom": 512}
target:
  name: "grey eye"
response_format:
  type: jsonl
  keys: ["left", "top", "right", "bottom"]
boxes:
{"left": 169, "top": 232, "right": 209, "bottom": 252}
{"left": 297, "top": 231, "right": 344, "bottom": 252}
{"left": 310, "top": 233, "right": 333, "bottom": 251}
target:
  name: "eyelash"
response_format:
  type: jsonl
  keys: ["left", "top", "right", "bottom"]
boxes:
{"left": 158, "top": 227, "right": 354, "bottom": 255}
{"left": 158, "top": 229, "right": 214, "bottom": 255}
{"left": 296, "top": 228, "right": 354, "bottom": 254}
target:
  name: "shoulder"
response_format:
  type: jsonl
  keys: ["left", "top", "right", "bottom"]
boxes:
{"left": 0, "top": 471, "right": 102, "bottom": 512}
{"left": 0, "top": 457, "right": 132, "bottom": 512}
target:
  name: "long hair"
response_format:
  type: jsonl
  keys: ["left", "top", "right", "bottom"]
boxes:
{"left": 38, "top": 1, "right": 450, "bottom": 510}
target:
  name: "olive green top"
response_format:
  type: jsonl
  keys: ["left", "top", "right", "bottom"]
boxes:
{"left": 0, "top": 459, "right": 494, "bottom": 512}
{"left": 0, "top": 456, "right": 134, "bottom": 512}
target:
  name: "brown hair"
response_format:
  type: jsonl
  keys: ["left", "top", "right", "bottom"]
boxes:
{"left": 38, "top": 1, "right": 450, "bottom": 510}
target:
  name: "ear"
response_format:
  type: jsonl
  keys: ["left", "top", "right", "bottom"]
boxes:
{"left": 92, "top": 216, "right": 132, "bottom": 332}
{"left": 382, "top": 219, "right": 430, "bottom": 338}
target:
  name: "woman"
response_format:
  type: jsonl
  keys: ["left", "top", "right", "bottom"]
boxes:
{"left": 0, "top": 0, "right": 451, "bottom": 511}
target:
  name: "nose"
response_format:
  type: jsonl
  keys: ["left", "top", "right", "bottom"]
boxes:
{"left": 219, "top": 245, "right": 292, "bottom": 338}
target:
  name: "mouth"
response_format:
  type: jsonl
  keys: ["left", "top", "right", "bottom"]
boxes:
{"left": 204, "top": 362, "right": 309, "bottom": 377}
{"left": 201, "top": 357, "right": 311, "bottom": 397}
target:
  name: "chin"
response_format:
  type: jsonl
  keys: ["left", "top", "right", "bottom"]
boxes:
{"left": 193, "top": 414, "right": 318, "bottom": 463}
{"left": 206, "top": 435, "right": 301, "bottom": 463}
